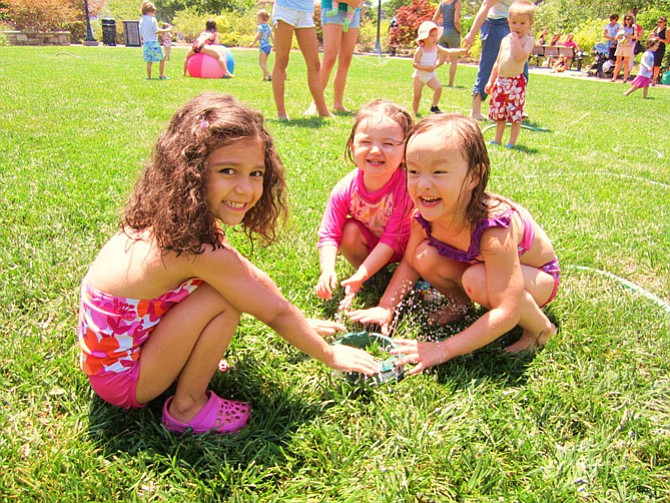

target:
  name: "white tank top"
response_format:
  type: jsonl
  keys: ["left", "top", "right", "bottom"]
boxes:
{"left": 487, "top": 0, "right": 513, "bottom": 20}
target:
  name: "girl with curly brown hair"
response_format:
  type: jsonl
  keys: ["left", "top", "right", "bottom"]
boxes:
{"left": 78, "top": 92, "right": 378, "bottom": 435}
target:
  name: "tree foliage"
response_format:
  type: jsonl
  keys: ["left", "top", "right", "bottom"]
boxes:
{"left": 387, "top": 0, "right": 434, "bottom": 49}
{"left": 5, "top": 0, "right": 77, "bottom": 31}
{"left": 154, "top": 0, "right": 256, "bottom": 20}
{"left": 5, "top": 0, "right": 104, "bottom": 34}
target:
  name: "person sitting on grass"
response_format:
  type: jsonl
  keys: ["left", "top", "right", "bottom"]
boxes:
{"left": 348, "top": 113, "right": 560, "bottom": 374}
{"left": 78, "top": 92, "right": 378, "bottom": 436}
{"left": 316, "top": 100, "right": 414, "bottom": 310}
{"left": 551, "top": 54, "right": 568, "bottom": 72}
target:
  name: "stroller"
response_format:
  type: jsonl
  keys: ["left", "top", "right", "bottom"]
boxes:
{"left": 588, "top": 42, "right": 613, "bottom": 79}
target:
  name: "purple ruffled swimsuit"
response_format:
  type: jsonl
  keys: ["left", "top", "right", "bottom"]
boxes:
{"left": 415, "top": 206, "right": 560, "bottom": 307}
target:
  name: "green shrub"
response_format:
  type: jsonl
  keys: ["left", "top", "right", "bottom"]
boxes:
{"left": 358, "top": 18, "right": 385, "bottom": 52}
{"left": 636, "top": 8, "right": 667, "bottom": 35}
{"left": 172, "top": 7, "right": 207, "bottom": 43}
{"left": 173, "top": 8, "right": 260, "bottom": 47}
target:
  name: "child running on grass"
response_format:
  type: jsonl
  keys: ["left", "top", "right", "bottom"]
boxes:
{"left": 624, "top": 38, "right": 661, "bottom": 98}
{"left": 316, "top": 100, "right": 414, "bottom": 310}
{"left": 348, "top": 114, "right": 559, "bottom": 374}
{"left": 412, "top": 21, "right": 467, "bottom": 117}
{"left": 485, "top": 0, "right": 536, "bottom": 148}
{"left": 78, "top": 92, "right": 378, "bottom": 435}
{"left": 251, "top": 9, "right": 274, "bottom": 81}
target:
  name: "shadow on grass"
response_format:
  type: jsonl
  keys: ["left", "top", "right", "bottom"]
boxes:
{"left": 318, "top": 272, "right": 561, "bottom": 391}
{"left": 85, "top": 354, "right": 327, "bottom": 480}
{"left": 269, "top": 116, "right": 330, "bottom": 128}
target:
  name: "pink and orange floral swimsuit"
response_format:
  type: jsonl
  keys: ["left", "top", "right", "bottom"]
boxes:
{"left": 78, "top": 278, "right": 202, "bottom": 407}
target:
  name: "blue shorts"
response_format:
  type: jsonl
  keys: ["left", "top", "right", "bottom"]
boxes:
{"left": 260, "top": 43, "right": 272, "bottom": 55}
{"left": 321, "top": 7, "right": 361, "bottom": 29}
{"left": 142, "top": 41, "right": 164, "bottom": 63}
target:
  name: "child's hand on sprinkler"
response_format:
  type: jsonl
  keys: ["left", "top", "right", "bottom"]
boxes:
{"left": 390, "top": 338, "right": 450, "bottom": 375}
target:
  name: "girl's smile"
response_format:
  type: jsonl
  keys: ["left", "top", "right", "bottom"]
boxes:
{"left": 205, "top": 136, "right": 266, "bottom": 226}
{"left": 406, "top": 127, "right": 477, "bottom": 222}
{"left": 351, "top": 116, "right": 405, "bottom": 190}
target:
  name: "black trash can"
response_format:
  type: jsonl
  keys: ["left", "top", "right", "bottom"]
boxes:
{"left": 101, "top": 18, "right": 116, "bottom": 46}
{"left": 123, "top": 20, "right": 141, "bottom": 47}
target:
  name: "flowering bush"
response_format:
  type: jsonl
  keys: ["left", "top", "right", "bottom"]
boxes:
{"left": 386, "top": 0, "right": 435, "bottom": 51}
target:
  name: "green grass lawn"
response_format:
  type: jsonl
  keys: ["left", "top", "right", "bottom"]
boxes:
{"left": 1, "top": 45, "right": 668, "bottom": 502}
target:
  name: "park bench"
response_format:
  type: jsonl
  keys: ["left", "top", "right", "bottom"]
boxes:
{"left": 529, "top": 45, "right": 584, "bottom": 71}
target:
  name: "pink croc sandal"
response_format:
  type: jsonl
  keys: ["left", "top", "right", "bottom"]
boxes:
{"left": 162, "top": 391, "right": 250, "bottom": 435}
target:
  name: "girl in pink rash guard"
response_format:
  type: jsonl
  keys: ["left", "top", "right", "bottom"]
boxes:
{"left": 316, "top": 100, "right": 414, "bottom": 310}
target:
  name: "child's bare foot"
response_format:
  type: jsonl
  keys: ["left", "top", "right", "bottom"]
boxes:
{"left": 505, "top": 324, "right": 557, "bottom": 353}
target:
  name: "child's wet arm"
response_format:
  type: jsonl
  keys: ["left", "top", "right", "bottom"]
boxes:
{"left": 377, "top": 225, "right": 423, "bottom": 310}
{"left": 355, "top": 243, "right": 394, "bottom": 282}
{"left": 318, "top": 244, "right": 339, "bottom": 274}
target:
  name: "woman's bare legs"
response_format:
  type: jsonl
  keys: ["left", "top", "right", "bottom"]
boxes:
{"left": 135, "top": 283, "right": 241, "bottom": 422}
{"left": 447, "top": 54, "right": 458, "bottom": 87}
{"left": 295, "top": 26, "right": 331, "bottom": 117}
{"left": 324, "top": 24, "right": 359, "bottom": 110}
{"left": 272, "top": 20, "right": 295, "bottom": 120}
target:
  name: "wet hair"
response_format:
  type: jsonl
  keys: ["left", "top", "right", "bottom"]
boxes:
{"left": 405, "top": 114, "right": 491, "bottom": 225}
{"left": 205, "top": 20, "right": 218, "bottom": 32}
{"left": 344, "top": 99, "right": 414, "bottom": 167}
{"left": 121, "top": 92, "right": 287, "bottom": 255}
{"left": 141, "top": 1, "right": 155, "bottom": 14}
{"left": 257, "top": 9, "right": 270, "bottom": 22}
{"left": 508, "top": 0, "right": 535, "bottom": 22}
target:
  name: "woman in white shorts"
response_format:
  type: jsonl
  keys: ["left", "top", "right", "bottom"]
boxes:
{"left": 272, "top": 0, "right": 331, "bottom": 120}
{"left": 611, "top": 14, "right": 637, "bottom": 82}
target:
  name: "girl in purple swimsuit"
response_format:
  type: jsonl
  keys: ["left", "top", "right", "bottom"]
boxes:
{"left": 78, "top": 92, "right": 378, "bottom": 435}
{"left": 348, "top": 113, "right": 559, "bottom": 374}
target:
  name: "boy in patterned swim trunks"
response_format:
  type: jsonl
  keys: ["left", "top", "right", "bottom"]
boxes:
{"left": 139, "top": 1, "right": 170, "bottom": 79}
{"left": 485, "top": 1, "right": 535, "bottom": 148}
